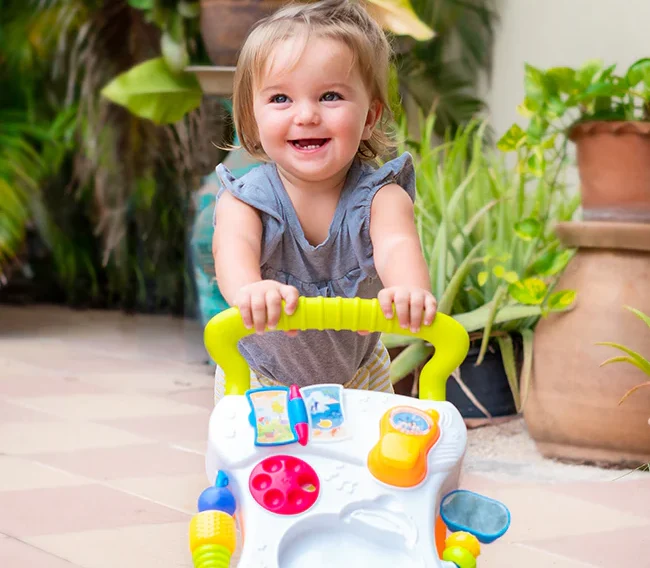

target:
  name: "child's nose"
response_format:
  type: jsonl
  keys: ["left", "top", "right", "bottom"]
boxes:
{"left": 294, "top": 101, "right": 321, "bottom": 126}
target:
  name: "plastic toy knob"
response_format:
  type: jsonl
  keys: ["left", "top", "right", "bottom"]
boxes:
{"left": 198, "top": 472, "right": 237, "bottom": 515}
{"left": 192, "top": 544, "right": 232, "bottom": 568}
{"left": 442, "top": 545, "right": 477, "bottom": 568}
{"left": 446, "top": 532, "right": 481, "bottom": 558}
{"left": 189, "top": 511, "right": 236, "bottom": 554}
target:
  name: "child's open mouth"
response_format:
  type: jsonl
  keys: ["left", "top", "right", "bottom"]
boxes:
{"left": 290, "top": 138, "right": 330, "bottom": 151}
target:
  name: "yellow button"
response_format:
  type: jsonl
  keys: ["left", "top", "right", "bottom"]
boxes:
{"left": 368, "top": 406, "right": 440, "bottom": 488}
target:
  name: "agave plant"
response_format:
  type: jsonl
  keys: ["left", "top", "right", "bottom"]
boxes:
{"left": 384, "top": 116, "right": 579, "bottom": 413}
{"left": 598, "top": 306, "right": 650, "bottom": 416}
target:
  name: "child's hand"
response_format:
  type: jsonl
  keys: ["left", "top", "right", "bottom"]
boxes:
{"left": 234, "top": 281, "right": 300, "bottom": 334}
{"left": 378, "top": 287, "right": 437, "bottom": 333}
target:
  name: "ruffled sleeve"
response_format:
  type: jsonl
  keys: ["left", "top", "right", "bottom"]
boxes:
{"left": 347, "top": 152, "right": 417, "bottom": 278}
{"left": 213, "top": 163, "right": 285, "bottom": 265}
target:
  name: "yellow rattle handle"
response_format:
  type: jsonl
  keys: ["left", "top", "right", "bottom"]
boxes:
{"left": 204, "top": 296, "right": 469, "bottom": 401}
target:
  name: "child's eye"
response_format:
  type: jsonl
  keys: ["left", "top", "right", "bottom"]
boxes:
{"left": 270, "top": 94, "right": 289, "bottom": 104}
{"left": 321, "top": 91, "right": 342, "bottom": 102}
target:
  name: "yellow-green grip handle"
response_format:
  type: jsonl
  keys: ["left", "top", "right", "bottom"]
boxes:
{"left": 204, "top": 297, "right": 469, "bottom": 401}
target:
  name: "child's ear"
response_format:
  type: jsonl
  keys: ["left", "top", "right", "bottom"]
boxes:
{"left": 362, "top": 100, "right": 383, "bottom": 140}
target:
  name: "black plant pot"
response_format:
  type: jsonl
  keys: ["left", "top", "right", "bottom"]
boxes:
{"left": 445, "top": 339, "right": 518, "bottom": 418}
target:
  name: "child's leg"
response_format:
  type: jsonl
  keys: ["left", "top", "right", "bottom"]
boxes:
{"left": 345, "top": 342, "right": 394, "bottom": 394}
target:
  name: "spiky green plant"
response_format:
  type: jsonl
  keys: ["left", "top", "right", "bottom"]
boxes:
{"left": 385, "top": 116, "right": 579, "bottom": 413}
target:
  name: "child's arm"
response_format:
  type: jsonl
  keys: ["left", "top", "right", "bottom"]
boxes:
{"left": 369, "top": 183, "right": 437, "bottom": 332}
{"left": 213, "top": 192, "right": 299, "bottom": 333}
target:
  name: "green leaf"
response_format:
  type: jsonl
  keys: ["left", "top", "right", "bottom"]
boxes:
{"left": 497, "top": 123, "right": 525, "bottom": 152}
{"left": 516, "top": 97, "right": 541, "bottom": 117}
{"left": 454, "top": 304, "right": 543, "bottom": 333}
{"left": 496, "top": 334, "right": 521, "bottom": 412}
{"left": 508, "top": 277, "right": 547, "bottom": 305}
{"left": 366, "top": 0, "right": 436, "bottom": 41}
{"left": 128, "top": 0, "right": 154, "bottom": 9}
{"left": 624, "top": 305, "right": 650, "bottom": 330}
{"left": 528, "top": 249, "right": 572, "bottom": 277}
{"left": 520, "top": 328, "right": 534, "bottom": 411}
{"left": 626, "top": 58, "right": 650, "bottom": 87}
{"left": 503, "top": 271, "right": 519, "bottom": 283}
{"left": 380, "top": 333, "right": 420, "bottom": 349}
{"left": 389, "top": 341, "right": 434, "bottom": 384}
{"left": 547, "top": 289, "right": 576, "bottom": 311}
{"left": 546, "top": 67, "right": 576, "bottom": 92}
{"left": 597, "top": 342, "right": 650, "bottom": 375}
{"left": 476, "top": 286, "right": 507, "bottom": 365}
{"left": 576, "top": 59, "right": 604, "bottom": 88}
{"left": 526, "top": 115, "right": 547, "bottom": 145}
{"left": 178, "top": 1, "right": 201, "bottom": 18}
{"left": 524, "top": 63, "right": 548, "bottom": 105}
{"left": 438, "top": 242, "right": 482, "bottom": 314}
{"left": 514, "top": 218, "right": 542, "bottom": 240}
{"left": 477, "top": 271, "right": 488, "bottom": 286}
{"left": 492, "top": 264, "right": 505, "bottom": 278}
{"left": 527, "top": 148, "right": 546, "bottom": 178}
{"left": 101, "top": 58, "right": 202, "bottom": 124}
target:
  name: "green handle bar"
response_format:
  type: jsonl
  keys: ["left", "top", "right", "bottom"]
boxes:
{"left": 204, "top": 297, "right": 470, "bottom": 400}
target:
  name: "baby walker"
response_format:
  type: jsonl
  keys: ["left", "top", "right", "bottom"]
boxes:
{"left": 191, "top": 297, "right": 511, "bottom": 568}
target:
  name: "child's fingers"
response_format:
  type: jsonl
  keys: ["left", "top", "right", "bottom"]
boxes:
{"left": 409, "top": 293, "right": 425, "bottom": 332}
{"left": 280, "top": 285, "right": 300, "bottom": 315}
{"left": 393, "top": 290, "right": 411, "bottom": 329}
{"left": 424, "top": 295, "right": 438, "bottom": 326}
{"left": 377, "top": 289, "right": 395, "bottom": 320}
{"left": 236, "top": 293, "right": 254, "bottom": 329}
{"left": 265, "top": 288, "right": 282, "bottom": 329}
{"left": 250, "top": 293, "right": 268, "bottom": 334}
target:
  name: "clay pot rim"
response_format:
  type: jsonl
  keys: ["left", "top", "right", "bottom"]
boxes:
{"left": 569, "top": 120, "right": 650, "bottom": 141}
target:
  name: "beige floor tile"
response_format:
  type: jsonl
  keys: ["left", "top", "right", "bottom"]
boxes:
{"left": 11, "top": 393, "right": 205, "bottom": 420}
{"left": 0, "top": 399, "right": 54, "bottom": 422}
{"left": 483, "top": 486, "right": 650, "bottom": 543}
{"left": 80, "top": 368, "right": 212, "bottom": 394}
{"left": 0, "top": 368, "right": 108, "bottom": 397}
{"left": 28, "top": 522, "right": 193, "bottom": 568}
{"left": 27, "top": 444, "right": 205, "bottom": 480}
{"left": 0, "top": 456, "right": 89, "bottom": 491}
{"left": 479, "top": 541, "right": 599, "bottom": 567}
{"left": 0, "top": 484, "right": 189, "bottom": 537}
{"left": 0, "top": 535, "right": 82, "bottom": 567}
{"left": 0, "top": 420, "right": 150, "bottom": 454}
{"left": 108, "top": 474, "right": 208, "bottom": 514}
{"left": 99, "top": 412, "right": 210, "bottom": 444}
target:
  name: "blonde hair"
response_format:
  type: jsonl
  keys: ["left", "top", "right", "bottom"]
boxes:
{"left": 232, "top": 0, "right": 394, "bottom": 162}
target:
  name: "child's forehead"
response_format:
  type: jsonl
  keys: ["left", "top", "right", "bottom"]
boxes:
{"left": 255, "top": 35, "right": 357, "bottom": 86}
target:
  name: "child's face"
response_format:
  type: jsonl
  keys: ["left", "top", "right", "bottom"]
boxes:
{"left": 253, "top": 35, "right": 381, "bottom": 185}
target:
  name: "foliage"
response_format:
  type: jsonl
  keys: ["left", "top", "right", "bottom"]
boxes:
{"left": 396, "top": 0, "right": 498, "bottom": 138}
{"left": 0, "top": 0, "right": 225, "bottom": 313}
{"left": 498, "top": 58, "right": 650, "bottom": 178}
{"left": 598, "top": 306, "right": 650, "bottom": 416}
{"left": 385, "top": 117, "right": 579, "bottom": 412}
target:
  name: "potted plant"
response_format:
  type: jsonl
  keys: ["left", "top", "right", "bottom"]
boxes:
{"left": 499, "top": 58, "right": 650, "bottom": 465}
{"left": 498, "top": 58, "right": 650, "bottom": 223}
{"left": 385, "top": 117, "right": 578, "bottom": 423}
{"left": 595, "top": 306, "right": 650, "bottom": 465}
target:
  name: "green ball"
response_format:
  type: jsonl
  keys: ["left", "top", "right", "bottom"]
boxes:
{"left": 442, "top": 545, "right": 477, "bottom": 568}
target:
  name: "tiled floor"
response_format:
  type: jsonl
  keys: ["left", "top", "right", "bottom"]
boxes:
{"left": 1, "top": 304, "right": 648, "bottom": 567}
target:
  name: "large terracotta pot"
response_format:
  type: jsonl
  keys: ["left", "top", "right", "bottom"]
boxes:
{"left": 570, "top": 121, "right": 650, "bottom": 223}
{"left": 525, "top": 221, "right": 650, "bottom": 466}
{"left": 200, "top": 0, "right": 288, "bottom": 67}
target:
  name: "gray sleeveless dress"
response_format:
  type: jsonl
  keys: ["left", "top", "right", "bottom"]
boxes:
{"left": 214, "top": 152, "right": 416, "bottom": 387}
